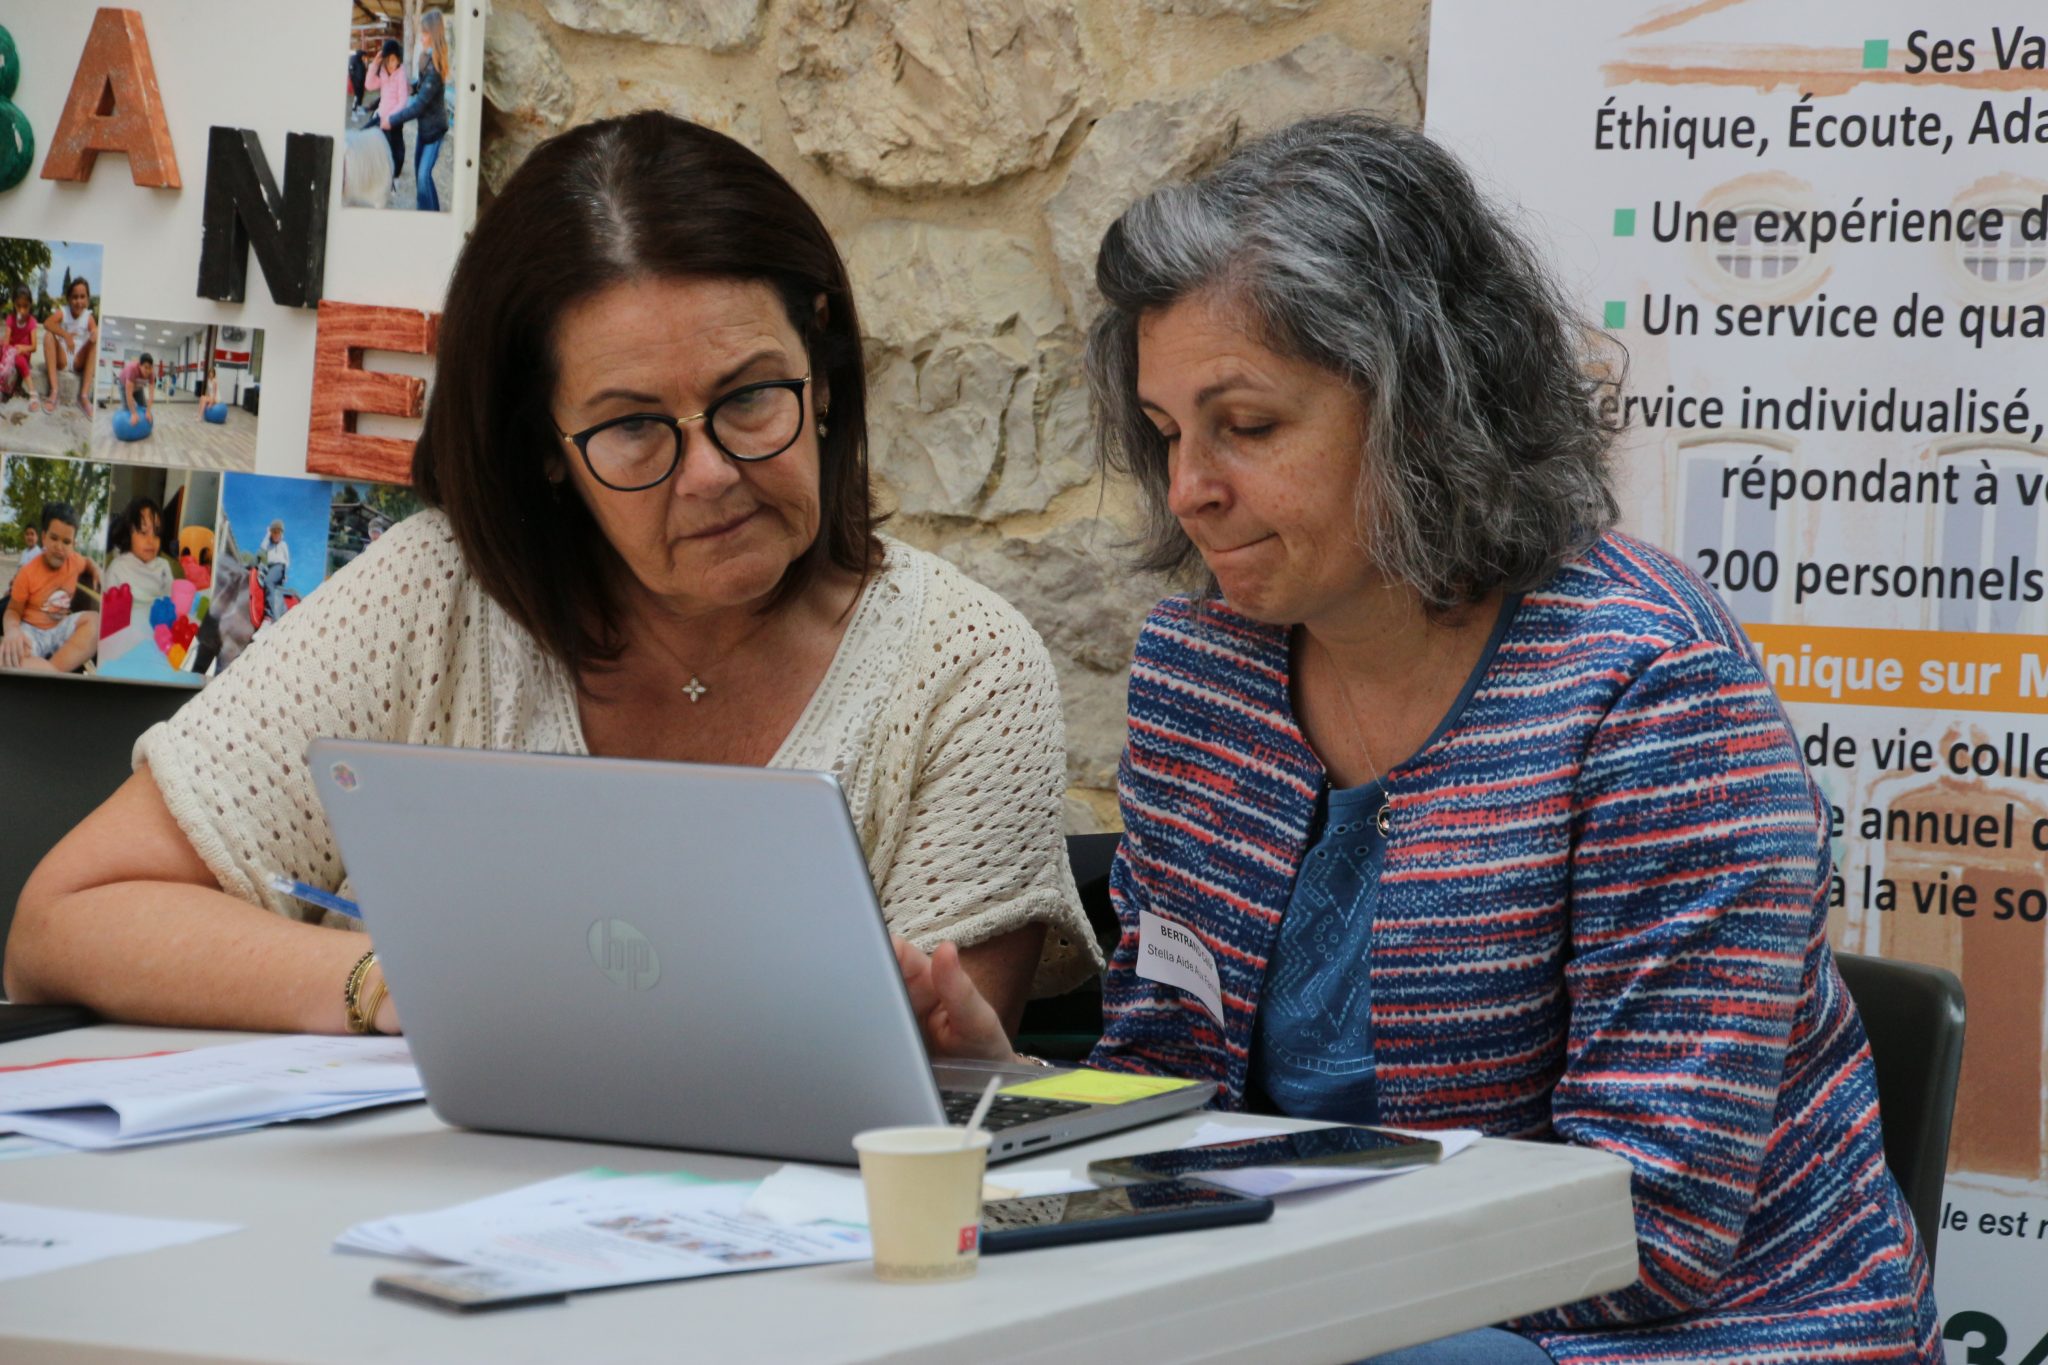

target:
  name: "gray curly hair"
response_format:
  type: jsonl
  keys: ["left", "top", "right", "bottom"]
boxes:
{"left": 1083, "top": 112, "right": 1621, "bottom": 610}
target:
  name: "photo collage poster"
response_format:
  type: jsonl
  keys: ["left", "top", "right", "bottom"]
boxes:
{"left": 1, "top": 0, "right": 479, "bottom": 687}
{"left": 0, "top": 233, "right": 421, "bottom": 688}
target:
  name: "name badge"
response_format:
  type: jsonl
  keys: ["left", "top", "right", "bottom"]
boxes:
{"left": 1136, "top": 911, "right": 1226, "bottom": 1026}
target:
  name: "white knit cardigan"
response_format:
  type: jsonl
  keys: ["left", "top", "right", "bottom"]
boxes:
{"left": 137, "top": 512, "right": 1100, "bottom": 995}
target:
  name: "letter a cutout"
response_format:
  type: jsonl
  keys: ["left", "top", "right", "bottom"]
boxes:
{"left": 41, "top": 8, "right": 180, "bottom": 187}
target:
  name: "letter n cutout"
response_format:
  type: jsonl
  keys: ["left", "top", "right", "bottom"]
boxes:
{"left": 306, "top": 303, "right": 439, "bottom": 485}
{"left": 198, "top": 128, "right": 331, "bottom": 308}
{"left": 41, "top": 8, "right": 180, "bottom": 187}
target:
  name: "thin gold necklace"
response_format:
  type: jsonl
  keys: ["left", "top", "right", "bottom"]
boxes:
{"left": 646, "top": 635, "right": 711, "bottom": 703}
{"left": 638, "top": 608, "right": 773, "bottom": 705}
{"left": 1311, "top": 630, "right": 1454, "bottom": 839}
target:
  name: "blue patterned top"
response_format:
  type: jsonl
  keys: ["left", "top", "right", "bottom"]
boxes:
{"left": 1256, "top": 595, "right": 1518, "bottom": 1124}
{"left": 1255, "top": 775, "right": 1390, "bottom": 1123}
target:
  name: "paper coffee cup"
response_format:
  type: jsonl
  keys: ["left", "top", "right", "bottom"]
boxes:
{"left": 852, "top": 1125, "right": 992, "bottom": 1284}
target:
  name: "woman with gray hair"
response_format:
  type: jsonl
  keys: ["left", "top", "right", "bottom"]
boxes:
{"left": 905, "top": 114, "right": 1937, "bottom": 1363}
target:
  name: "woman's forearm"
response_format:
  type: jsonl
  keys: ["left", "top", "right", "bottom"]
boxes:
{"left": 6, "top": 769, "right": 388, "bottom": 1033}
{"left": 6, "top": 879, "right": 375, "bottom": 1032}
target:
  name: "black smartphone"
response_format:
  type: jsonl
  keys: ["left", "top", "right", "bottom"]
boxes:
{"left": 979, "top": 1178, "right": 1273, "bottom": 1254}
{"left": 1087, "top": 1124, "right": 1442, "bottom": 1186}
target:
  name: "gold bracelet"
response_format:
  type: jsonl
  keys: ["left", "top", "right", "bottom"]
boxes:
{"left": 357, "top": 973, "right": 389, "bottom": 1035}
{"left": 343, "top": 950, "right": 379, "bottom": 1034}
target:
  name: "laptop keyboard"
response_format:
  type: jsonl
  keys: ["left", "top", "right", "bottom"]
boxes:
{"left": 940, "top": 1089, "right": 1090, "bottom": 1132}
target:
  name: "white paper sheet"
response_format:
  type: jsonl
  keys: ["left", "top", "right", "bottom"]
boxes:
{"left": 743, "top": 1164, "right": 871, "bottom": 1227}
{"left": 978, "top": 1169, "right": 1099, "bottom": 1200}
{"left": 0, "top": 1201, "right": 237, "bottom": 1281}
{"left": 337, "top": 1169, "right": 867, "bottom": 1295}
{"left": 335, "top": 1169, "right": 661, "bottom": 1259}
{"left": 1178, "top": 1122, "right": 1481, "bottom": 1197}
{"left": 0, "top": 1135, "right": 71, "bottom": 1162}
{"left": 0, "top": 1036, "right": 424, "bottom": 1150}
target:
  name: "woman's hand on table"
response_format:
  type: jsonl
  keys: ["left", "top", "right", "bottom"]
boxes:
{"left": 892, "top": 936, "right": 1016, "bottom": 1064}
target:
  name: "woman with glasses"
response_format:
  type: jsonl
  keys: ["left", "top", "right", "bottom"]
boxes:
{"left": 6, "top": 113, "right": 1101, "bottom": 1041}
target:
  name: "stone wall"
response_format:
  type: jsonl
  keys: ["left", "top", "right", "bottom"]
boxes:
{"left": 481, "top": 0, "right": 1431, "bottom": 828}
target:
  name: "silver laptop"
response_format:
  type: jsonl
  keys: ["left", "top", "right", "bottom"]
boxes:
{"left": 306, "top": 740, "right": 1214, "bottom": 1165}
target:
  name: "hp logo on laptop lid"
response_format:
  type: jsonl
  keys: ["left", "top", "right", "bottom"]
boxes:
{"left": 588, "top": 919, "right": 661, "bottom": 990}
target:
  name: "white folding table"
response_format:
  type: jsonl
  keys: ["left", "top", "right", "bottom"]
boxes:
{"left": 0, "top": 1026, "right": 1638, "bottom": 1363}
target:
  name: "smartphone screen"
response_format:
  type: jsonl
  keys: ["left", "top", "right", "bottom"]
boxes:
{"left": 1088, "top": 1124, "right": 1442, "bottom": 1185}
{"left": 979, "top": 1178, "right": 1272, "bottom": 1253}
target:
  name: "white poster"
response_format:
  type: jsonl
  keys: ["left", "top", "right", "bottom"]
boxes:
{"left": 1428, "top": 4, "right": 2048, "bottom": 1359}
{"left": 0, "top": 2, "right": 483, "bottom": 686}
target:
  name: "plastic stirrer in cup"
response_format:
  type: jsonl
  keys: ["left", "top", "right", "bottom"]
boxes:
{"left": 961, "top": 1074, "right": 1002, "bottom": 1146}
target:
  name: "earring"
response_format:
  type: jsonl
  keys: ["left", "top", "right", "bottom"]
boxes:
{"left": 818, "top": 411, "right": 830, "bottom": 438}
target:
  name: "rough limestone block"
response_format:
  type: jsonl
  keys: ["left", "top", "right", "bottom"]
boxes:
{"left": 847, "top": 221, "right": 1090, "bottom": 518}
{"left": 40, "top": 7, "right": 179, "bottom": 187}
{"left": 1143, "top": 0, "right": 1325, "bottom": 19}
{"left": 305, "top": 302, "right": 438, "bottom": 484}
{"left": 944, "top": 521, "right": 1165, "bottom": 787}
{"left": 1046, "top": 36, "right": 1419, "bottom": 314}
{"left": 484, "top": 10, "right": 574, "bottom": 131}
{"left": 778, "top": 0, "right": 1091, "bottom": 191}
{"left": 542, "top": 0, "right": 764, "bottom": 52}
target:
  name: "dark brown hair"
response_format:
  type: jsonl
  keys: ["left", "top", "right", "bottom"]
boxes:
{"left": 110, "top": 494, "right": 163, "bottom": 555}
{"left": 412, "top": 111, "right": 878, "bottom": 676}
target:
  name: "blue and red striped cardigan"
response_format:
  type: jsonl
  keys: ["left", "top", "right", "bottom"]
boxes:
{"left": 1088, "top": 533, "right": 1939, "bottom": 1364}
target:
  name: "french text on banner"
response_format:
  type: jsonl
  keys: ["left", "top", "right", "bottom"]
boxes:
{"left": 1746, "top": 623, "right": 2048, "bottom": 714}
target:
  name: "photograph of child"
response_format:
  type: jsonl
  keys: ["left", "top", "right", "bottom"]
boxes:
{"left": 94, "top": 467, "right": 224, "bottom": 686}
{"left": 327, "top": 480, "right": 423, "bottom": 578}
{"left": 0, "top": 453, "right": 111, "bottom": 674}
{"left": 0, "top": 237, "right": 105, "bottom": 456}
{"left": 5, "top": 288, "right": 37, "bottom": 404}
{"left": 342, "top": 4, "right": 454, "bottom": 213}
{"left": 91, "top": 317, "right": 263, "bottom": 470}
{"left": 202, "top": 473, "right": 333, "bottom": 676}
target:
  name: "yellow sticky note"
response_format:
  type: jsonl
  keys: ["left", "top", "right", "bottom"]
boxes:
{"left": 1000, "top": 1070, "right": 1200, "bottom": 1106}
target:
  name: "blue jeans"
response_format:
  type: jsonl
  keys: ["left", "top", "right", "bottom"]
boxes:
{"left": 1361, "top": 1327, "right": 1556, "bottom": 1364}
{"left": 414, "top": 135, "right": 443, "bottom": 212}
{"left": 261, "top": 561, "right": 286, "bottom": 624}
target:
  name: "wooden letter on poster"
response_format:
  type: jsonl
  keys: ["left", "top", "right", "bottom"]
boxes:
{"left": 307, "top": 302, "right": 439, "bottom": 485}
{"left": 41, "top": 7, "right": 180, "bottom": 187}
{"left": 197, "top": 127, "right": 331, "bottom": 308}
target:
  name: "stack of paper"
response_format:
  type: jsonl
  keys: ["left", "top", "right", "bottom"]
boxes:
{"left": 0, "top": 1035, "right": 424, "bottom": 1150}
{"left": 337, "top": 1168, "right": 871, "bottom": 1305}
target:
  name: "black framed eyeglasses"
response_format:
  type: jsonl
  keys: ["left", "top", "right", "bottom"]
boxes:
{"left": 554, "top": 375, "right": 812, "bottom": 492}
